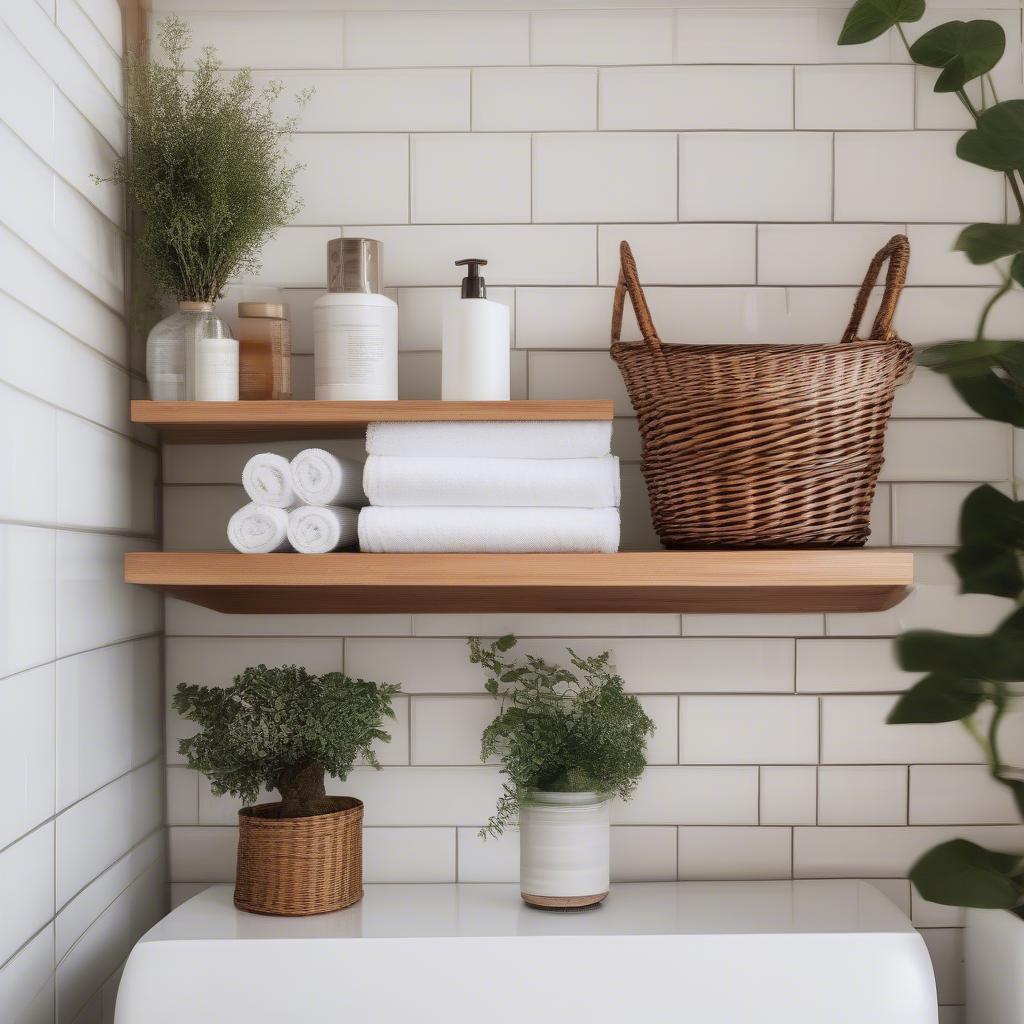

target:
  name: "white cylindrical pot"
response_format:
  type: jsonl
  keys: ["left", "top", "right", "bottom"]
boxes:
{"left": 519, "top": 791, "right": 610, "bottom": 910}
{"left": 966, "top": 907, "right": 1024, "bottom": 1023}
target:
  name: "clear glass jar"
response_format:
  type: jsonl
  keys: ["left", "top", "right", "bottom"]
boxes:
{"left": 146, "top": 301, "right": 232, "bottom": 400}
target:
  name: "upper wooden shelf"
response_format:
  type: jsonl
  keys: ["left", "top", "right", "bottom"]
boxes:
{"left": 124, "top": 550, "right": 913, "bottom": 615}
{"left": 131, "top": 400, "right": 614, "bottom": 443}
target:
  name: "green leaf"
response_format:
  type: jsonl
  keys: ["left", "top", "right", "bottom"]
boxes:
{"left": 959, "top": 484, "right": 1024, "bottom": 546}
{"left": 955, "top": 223, "right": 1024, "bottom": 264}
{"left": 909, "top": 20, "right": 1005, "bottom": 92}
{"left": 1012, "top": 253, "right": 1024, "bottom": 287}
{"left": 838, "top": 0, "right": 925, "bottom": 44}
{"left": 911, "top": 839, "right": 1024, "bottom": 909}
{"left": 887, "top": 675, "right": 988, "bottom": 723}
{"left": 896, "top": 619, "right": 1024, "bottom": 680}
{"left": 952, "top": 543, "right": 1024, "bottom": 597}
{"left": 951, "top": 373, "right": 1024, "bottom": 426}
{"left": 917, "top": 337, "right": 1014, "bottom": 377}
{"left": 957, "top": 99, "right": 1024, "bottom": 172}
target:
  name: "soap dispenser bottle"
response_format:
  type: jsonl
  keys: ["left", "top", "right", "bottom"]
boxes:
{"left": 442, "top": 258, "right": 510, "bottom": 401}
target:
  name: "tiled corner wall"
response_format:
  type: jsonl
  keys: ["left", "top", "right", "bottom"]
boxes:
{"left": 0, "top": 2, "right": 166, "bottom": 1023}
{"left": 153, "top": 2, "right": 1024, "bottom": 1018}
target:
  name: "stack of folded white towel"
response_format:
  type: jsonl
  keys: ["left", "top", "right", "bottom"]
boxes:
{"left": 228, "top": 449, "right": 366, "bottom": 554}
{"left": 358, "top": 421, "right": 621, "bottom": 553}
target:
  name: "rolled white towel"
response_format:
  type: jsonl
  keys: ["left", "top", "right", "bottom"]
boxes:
{"left": 288, "top": 505, "right": 360, "bottom": 554}
{"left": 227, "top": 503, "right": 291, "bottom": 554}
{"left": 365, "top": 421, "right": 612, "bottom": 460}
{"left": 241, "top": 453, "right": 295, "bottom": 509}
{"left": 363, "top": 455, "right": 620, "bottom": 508}
{"left": 290, "top": 448, "right": 366, "bottom": 507}
{"left": 357, "top": 506, "right": 620, "bottom": 554}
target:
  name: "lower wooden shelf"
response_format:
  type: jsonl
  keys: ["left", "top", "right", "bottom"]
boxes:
{"left": 124, "top": 550, "right": 913, "bottom": 615}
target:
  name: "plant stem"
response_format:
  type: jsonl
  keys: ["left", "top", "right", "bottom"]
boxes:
{"left": 988, "top": 74, "right": 1000, "bottom": 104}
{"left": 896, "top": 23, "right": 912, "bottom": 56}
{"left": 976, "top": 275, "right": 1013, "bottom": 341}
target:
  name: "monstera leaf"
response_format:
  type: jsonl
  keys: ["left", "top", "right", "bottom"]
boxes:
{"left": 911, "top": 840, "right": 1024, "bottom": 909}
{"left": 958, "top": 100, "right": 1024, "bottom": 171}
{"left": 910, "top": 19, "right": 1005, "bottom": 92}
{"left": 838, "top": 0, "right": 924, "bottom": 44}
{"left": 955, "top": 223, "right": 1024, "bottom": 264}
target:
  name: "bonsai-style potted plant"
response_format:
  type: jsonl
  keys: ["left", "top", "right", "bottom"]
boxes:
{"left": 470, "top": 635, "right": 654, "bottom": 909}
{"left": 108, "top": 16, "right": 306, "bottom": 400}
{"left": 173, "top": 664, "right": 399, "bottom": 916}
{"left": 839, "top": 2, "right": 1024, "bottom": 1019}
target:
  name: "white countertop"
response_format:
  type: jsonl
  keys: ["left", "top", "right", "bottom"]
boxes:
{"left": 117, "top": 881, "right": 937, "bottom": 1024}
{"left": 144, "top": 879, "right": 917, "bottom": 942}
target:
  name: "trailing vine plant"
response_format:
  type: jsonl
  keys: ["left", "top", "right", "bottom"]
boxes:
{"left": 470, "top": 636, "right": 654, "bottom": 839}
{"left": 840, "top": 0, "right": 1024, "bottom": 915}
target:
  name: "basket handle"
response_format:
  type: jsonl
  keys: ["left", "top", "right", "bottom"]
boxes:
{"left": 841, "top": 233, "right": 910, "bottom": 343}
{"left": 611, "top": 241, "right": 661, "bottom": 351}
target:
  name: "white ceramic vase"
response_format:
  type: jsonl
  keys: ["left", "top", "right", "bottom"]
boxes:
{"left": 518, "top": 790, "right": 610, "bottom": 909}
{"left": 966, "top": 907, "right": 1024, "bottom": 1023}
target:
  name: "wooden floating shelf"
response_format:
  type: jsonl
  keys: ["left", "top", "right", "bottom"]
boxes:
{"left": 124, "top": 550, "right": 914, "bottom": 615}
{"left": 131, "top": 399, "right": 614, "bottom": 443}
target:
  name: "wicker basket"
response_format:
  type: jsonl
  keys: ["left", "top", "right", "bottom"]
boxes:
{"left": 610, "top": 235, "right": 913, "bottom": 549}
{"left": 234, "top": 796, "right": 363, "bottom": 916}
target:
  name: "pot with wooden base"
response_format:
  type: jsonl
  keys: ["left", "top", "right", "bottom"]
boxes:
{"left": 519, "top": 791, "right": 610, "bottom": 910}
{"left": 235, "top": 795, "right": 363, "bottom": 917}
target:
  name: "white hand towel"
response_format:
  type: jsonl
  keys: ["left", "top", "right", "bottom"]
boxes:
{"left": 227, "top": 503, "right": 291, "bottom": 554}
{"left": 290, "top": 448, "right": 366, "bottom": 507}
{"left": 358, "top": 507, "right": 620, "bottom": 553}
{"left": 288, "top": 505, "right": 359, "bottom": 554}
{"left": 242, "top": 453, "right": 295, "bottom": 509}
{"left": 363, "top": 455, "right": 620, "bottom": 508}
{"left": 365, "top": 421, "right": 612, "bottom": 460}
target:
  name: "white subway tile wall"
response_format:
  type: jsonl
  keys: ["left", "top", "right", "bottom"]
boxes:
{"left": 0, "top": 2, "right": 165, "bottom": 1021}
{"left": 145, "top": 4, "right": 1024, "bottom": 1016}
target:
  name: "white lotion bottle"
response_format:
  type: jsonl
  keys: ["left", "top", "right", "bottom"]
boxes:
{"left": 442, "top": 258, "right": 510, "bottom": 401}
{"left": 313, "top": 237, "right": 398, "bottom": 401}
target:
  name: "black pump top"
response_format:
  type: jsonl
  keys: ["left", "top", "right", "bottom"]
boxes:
{"left": 455, "top": 258, "right": 487, "bottom": 299}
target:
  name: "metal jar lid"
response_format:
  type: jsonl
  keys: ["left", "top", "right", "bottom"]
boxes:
{"left": 327, "top": 237, "right": 383, "bottom": 294}
{"left": 237, "top": 302, "right": 289, "bottom": 320}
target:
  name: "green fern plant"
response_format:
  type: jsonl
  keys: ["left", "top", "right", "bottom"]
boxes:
{"left": 105, "top": 15, "right": 308, "bottom": 303}
{"left": 173, "top": 664, "right": 399, "bottom": 819}
{"left": 470, "top": 636, "right": 654, "bottom": 838}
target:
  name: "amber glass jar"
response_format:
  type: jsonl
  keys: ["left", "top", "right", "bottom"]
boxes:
{"left": 237, "top": 302, "right": 291, "bottom": 400}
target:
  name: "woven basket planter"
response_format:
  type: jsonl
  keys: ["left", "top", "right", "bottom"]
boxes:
{"left": 610, "top": 235, "right": 913, "bottom": 549}
{"left": 234, "top": 796, "right": 363, "bottom": 916}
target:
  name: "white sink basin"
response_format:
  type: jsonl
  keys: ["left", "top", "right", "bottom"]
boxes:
{"left": 115, "top": 880, "right": 937, "bottom": 1024}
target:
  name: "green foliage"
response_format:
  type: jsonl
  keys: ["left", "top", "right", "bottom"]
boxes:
{"left": 911, "top": 840, "right": 1024, "bottom": 910}
{"left": 173, "top": 664, "right": 399, "bottom": 817}
{"left": 958, "top": 100, "right": 1024, "bottom": 173}
{"left": 955, "top": 224, "right": 1024, "bottom": 265}
{"left": 838, "top": 0, "right": 923, "bottom": 45}
{"left": 840, "top": 0, "right": 1024, "bottom": 916}
{"left": 469, "top": 636, "right": 654, "bottom": 838}
{"left": 106, "top": 16, "right": 307, "bottom": 303}
{"left": 909, "top": 20, "right": 1004, "bottom": 92}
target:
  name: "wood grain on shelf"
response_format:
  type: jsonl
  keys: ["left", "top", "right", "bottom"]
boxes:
{"left": 124, "top": 550, "right": 914, "bottom": 615}
{"left": 131, "top": 400, "right": 615, "bottom": 443}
